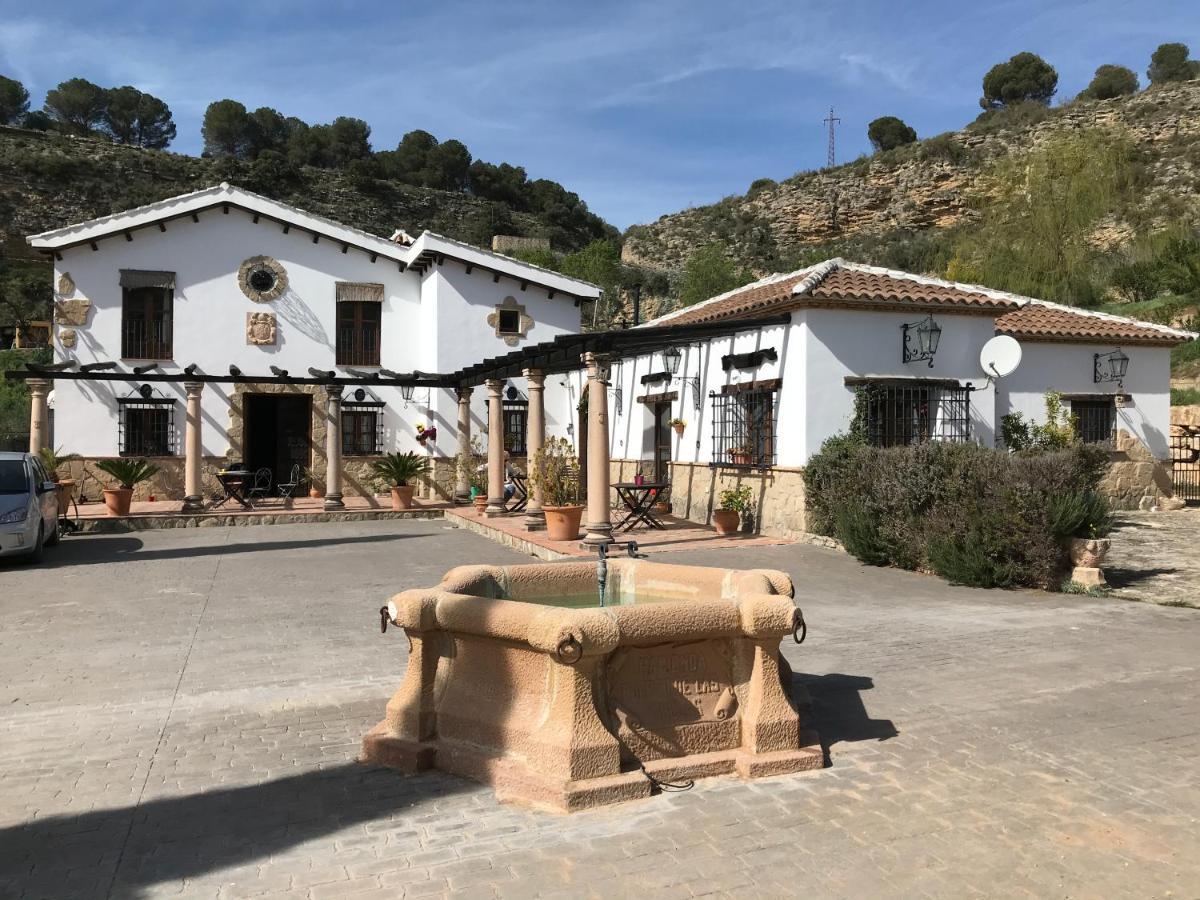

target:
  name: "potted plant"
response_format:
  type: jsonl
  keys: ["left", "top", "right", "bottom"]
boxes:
{"left": 669, "top": 417, "right": 686, "bottom": 436}
{"left": 713, "top": 484, "right": 752, "bottom": 536}
{"left": 416, "top": 423, "right": 437, "bottom": 445}
{"left": 93, "top": 459, "right": 159, "bottom": 517}
{"left": 530, "top": 437, "right": 583, "bottom": 540}
{"left": 456, "top": 439, "right": 489, "bottom": 513}
{"left": 728, "top": 445, "right": 752, "bottom": 466}
{"left": 370, "top": 452, "right": 430, "bottom": 510}
{"left": 1050, "top": 490, "right": 1115, "bottom": 572}
{"left": 302, "top": 466, "right": 323, "bottom": 498}
{"left": 39, "top": 446, "right": 80, "bottom": 516}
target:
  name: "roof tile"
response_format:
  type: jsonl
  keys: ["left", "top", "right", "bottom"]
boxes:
{"left": 996, "top": 304, "right": 1184, "bottom": 345}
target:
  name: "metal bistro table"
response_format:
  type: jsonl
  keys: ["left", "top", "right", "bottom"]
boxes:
{"left": 613, "top": 482, "right": 667, "bottom": 531}
{"left": 212, "top": 469, "right": 253, "bottom": 510}
{"left": 507, "top": 471, "right": 529, "bottom": 513}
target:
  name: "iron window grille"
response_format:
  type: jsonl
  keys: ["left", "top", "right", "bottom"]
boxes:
{"left": 121, "top": 283, "right": 174, "bottom": 360}
{"left": 1071, "top": 399, "right": 1116, "bottom": 447}
{"left": 503, "top": 399, "right": 528, "bottom": 455}
{"left": 342, "top": 402, "right": 385, "bottom": 456}
{"left": 711, "top": 388, "right": 777, "bottom": 468}
{"left": 857, "top": 381, "right": 972, "bottom": 447}
{"left": 117, "top": 397, "right": 177, "bottom": 456}
{"left": 336, "top": 301, "right": 382, "bottom": 367}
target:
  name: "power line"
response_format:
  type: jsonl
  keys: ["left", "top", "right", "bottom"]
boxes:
{"left": 822, "top": 106, "right": 841, "bottom": 168}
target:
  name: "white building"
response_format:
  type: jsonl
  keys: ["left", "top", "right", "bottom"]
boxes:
{"left": 20, "top": 188, "right": 1194, "bottom": 536}
{"left": 25, "top": 184, "right": 600, "bottom": 504}
{"left": 551, "top": 260, "right": 1192, "bottom": 536}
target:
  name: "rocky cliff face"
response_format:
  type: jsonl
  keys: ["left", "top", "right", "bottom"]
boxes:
{"left": 623, "top": 81, "right": 1200, "bottom": 274}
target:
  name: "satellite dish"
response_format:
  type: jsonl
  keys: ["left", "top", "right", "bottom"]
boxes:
{"left": 980, "top": 335, "right": 1022, "bottom": 379}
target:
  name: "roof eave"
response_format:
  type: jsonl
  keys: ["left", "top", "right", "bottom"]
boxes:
{"left": 410, "top": 233, "right": 602, "bottom": 299}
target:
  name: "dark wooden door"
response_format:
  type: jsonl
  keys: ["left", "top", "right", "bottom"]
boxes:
{"left": 652, "top": 401, "right": 672, "bottom": 483}
{"left": 245, "top": 394, "right": 311, "bottom": 492}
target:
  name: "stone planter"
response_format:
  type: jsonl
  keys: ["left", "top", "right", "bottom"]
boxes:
{"left": 543, "top": 504, "right": 584, "bottom": 541}
{"left": 102, "top": 487, "right": 133, "bottom": 517}
{"left": 473, "top": 495, "right": 489, "bottom": 515}
{"left": 712, "top": 508, "right": 740, "bottom": 535}
{"left": 1069, "top": 537, "right": 1111, "bottom": 568}
{"left": 390, "top": 485, "right": 415, "bottom": 510}
{"left": 55, "top": 479, "right": 76, "bottom": 517}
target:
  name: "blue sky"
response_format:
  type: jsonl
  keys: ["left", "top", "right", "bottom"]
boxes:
{"left": 0, "top": 0, "right": 1196, "bottom": 230}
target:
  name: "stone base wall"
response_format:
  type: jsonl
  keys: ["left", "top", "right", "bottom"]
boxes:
{"left": 1099, "top": 429, "right": 1177, "bottom": 510}
{"left": 610, "top": 459, "right": 809, "bottom": 538}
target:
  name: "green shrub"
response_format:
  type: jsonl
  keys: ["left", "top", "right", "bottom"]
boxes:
{"left": 919, "top": 133, "right": 970, "bottom": 164}
{"left": 1172, "top": 387, "right": 1200, "bottom": 406}
{"left": 804, "top": 435, "right": 1109, "bottom": 589}
{"left": 834, "top": 503, "right": 890, "bottom": 566}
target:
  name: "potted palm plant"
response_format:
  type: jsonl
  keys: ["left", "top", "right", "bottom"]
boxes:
{"left": 370, "top": 452, "right": 430, "bottom": 510}
{"left": 713, "top": 484, "right": 752, "bottom": 536}
{"left": 529, "top": 437, "right": 583, "bottom": 541}
{"left": 302, "top": 466, "right": 323, "bottom": 498}
{"left": 38, "top": 446, "right": 80, "bottom": 516}
{"left": 455, "top": 439, "right": 489, "bottom": 513}
{"left": 94, "top": 459, "right": 159, "bottom": 517}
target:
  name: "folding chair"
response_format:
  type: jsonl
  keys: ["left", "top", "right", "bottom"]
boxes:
{"left": 245, "top": 467, "right": 273, "bottom": 504}
{"left": 276, "top": 464, "right": 301, "bottom": 505}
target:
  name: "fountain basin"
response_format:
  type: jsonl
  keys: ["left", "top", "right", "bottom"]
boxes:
{"left": 362, "top": 559, "right": 823, "bottom": 811}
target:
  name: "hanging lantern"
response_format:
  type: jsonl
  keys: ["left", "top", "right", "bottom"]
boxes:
{"left": 901, "top": 314, "right": 942, "bottom": 368}
{"left": 662, "top": 346, "right": 682, "bottom": 375}
{"left": 1093, "top": 349, "right": 1129, "bottom": 384}
{"left": 400, "top": 383, "right": 415, "bottom": 402}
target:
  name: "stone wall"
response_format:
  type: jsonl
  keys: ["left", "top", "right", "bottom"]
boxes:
{"left": 1099, "top": 429, "right": 1178, "bottom": 510}
{"left": 610, "top": 458, "right": 809, "bottom": 538}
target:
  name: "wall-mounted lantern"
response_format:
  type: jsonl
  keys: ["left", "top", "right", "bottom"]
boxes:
{"left": 660, "top": 346, "right": 701, "bottom": 412}
{"left": 400, "top": 383, "right": 415, "bottom": 403}
{"left": 901, "top": 314, "right": 942, "bottom": 368}
{"left": 1094, "top": 348, "right": 1129, "bottom": 386}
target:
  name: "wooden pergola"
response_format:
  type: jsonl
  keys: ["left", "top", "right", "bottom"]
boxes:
{"left": 8, "top": 314, "right": 789, "bottom": 544}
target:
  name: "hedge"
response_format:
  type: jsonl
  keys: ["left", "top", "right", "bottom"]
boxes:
{"left": 803, "top": 437, "right": 1110, "bottom": 589}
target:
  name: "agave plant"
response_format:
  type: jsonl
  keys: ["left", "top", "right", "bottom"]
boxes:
{"left": 94, "top": 458, "right": 160, "bottom": 490}
{"left": 370, "top": 452, "right": 430, "bottom": 487}
{"left": 38, "top": 446, "right": 80, "bottom": 481}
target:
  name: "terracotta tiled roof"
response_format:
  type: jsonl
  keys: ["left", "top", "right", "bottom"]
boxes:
{"left": 647, "top": 259, "right": 1196, "bottom": 347}
{"left": 996, "top": 303, "right": 1191, "bottom": 346}
{"left": 651, "top": 259, "right": 1019, "bottom": 327}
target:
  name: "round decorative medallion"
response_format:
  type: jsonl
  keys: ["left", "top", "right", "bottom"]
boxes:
{"left": 238, "top": 256, "right": 288, "bottom": 302}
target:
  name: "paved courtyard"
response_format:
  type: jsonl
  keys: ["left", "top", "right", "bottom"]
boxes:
{"left": 1, "top": 520, "right": 1197, "bottom": 899}
{"left": 1106, "top": 508, "right": 1200, "bottom": 607}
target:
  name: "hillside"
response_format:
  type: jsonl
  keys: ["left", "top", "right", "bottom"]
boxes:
{"left": 623, "top": 81, "right": 1200, "bottom": 276}
{"left": 0, "top": 126, "right": 613, "bottom": 265}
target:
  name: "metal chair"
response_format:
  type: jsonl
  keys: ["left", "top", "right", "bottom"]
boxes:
{"left": 245, "top": 467, "right": 273, "bottom": 504}
{"left": 276, "top": 464, "right": 301, "bottom": 504}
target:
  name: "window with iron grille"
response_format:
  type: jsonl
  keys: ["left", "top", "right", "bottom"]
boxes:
{"left": 711, "top": 388, "right": 777, "bottom": 468}
{"left": 336, "top": 301, "right": 382, "bottom": 366}
{"left": 856, "top": 381, "right": 972, "bottom": 447}
{"left": 503, "top": 402, "right": 528, "bottom": 455}
{"left": 118, "top": 400, "right": 177, "bottom": 456}
{"left": 1071, "top": 399, "right": 1116, "bottom": 447}
{"left": 342, "top": 404, "right": 384, "bottom": 455}
{"left": 121, "top": 284, "right": 173, "bottom": 359}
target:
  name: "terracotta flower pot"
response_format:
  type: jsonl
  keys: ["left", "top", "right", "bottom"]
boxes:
{"left": 672, "top": 424, "right": 685, "bottom": 436}
{"left": 473, "top": 495, "right": 489, "bottom": 515}
{"left": 654, "top": 501, "right": 670, "bottom": 515}
{"left": 712, "top": 508, "right": 741, "bottom": 536}
{"left": 103, "top": 487, "right": 133, "bottom": 517}
{"left": 730, "top": 452, "right": 751, "bottom": 467}
{"left": 309, "top": 487, "right": 323, "bottom": 499}
{"left": 543, "top": 504, "right": 584, "bottom": 541}
{"left": 391, "top": 485, "right": 415, "bottom": 510}
{"left": 1069, "top": 537, "right": 1110, "bottom": 568}
{"left": 55, "top": 479, "right": 76, "bottom": 517}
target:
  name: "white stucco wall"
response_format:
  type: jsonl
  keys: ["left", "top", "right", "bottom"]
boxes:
{"left": 800, "top": 308, "right": 999, "bottom": 460}
{"left": 996, "top": 343, "right": 1172, "bottom": 459}
{"left": 49, "top": 207, "right": 583, "bottom": 461}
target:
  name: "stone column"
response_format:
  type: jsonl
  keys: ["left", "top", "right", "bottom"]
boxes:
{"left": 324, "top": 387, "right": 345, "bottom": 510}
{"left": 523, "top": 368, "right": 546, "bottom": 531}
{"left": 455, "top": 387, "right": 473, "bottom": 501}
{"left": 484, "top": 379, "right": 507, "bottom": 516}
{"left": 581, "top": 353, "right": 613, "bottom": 549}
{"left": 27, "top": 378, "right": 50, "bottom": 455}
{"left": 182, "top": 381, "right": 205, "bottom": 512}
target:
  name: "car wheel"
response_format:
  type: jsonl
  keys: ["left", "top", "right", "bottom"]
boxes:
{"left": 26, "top": 522, "right": 44, "bottom": 564}
{"left": 44, "top": 516, "right": 60, "bottom": 547}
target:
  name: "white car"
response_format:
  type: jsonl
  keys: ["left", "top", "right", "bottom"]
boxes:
{"left": 0, "top": 451, "right": 59, "bottom": 563}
